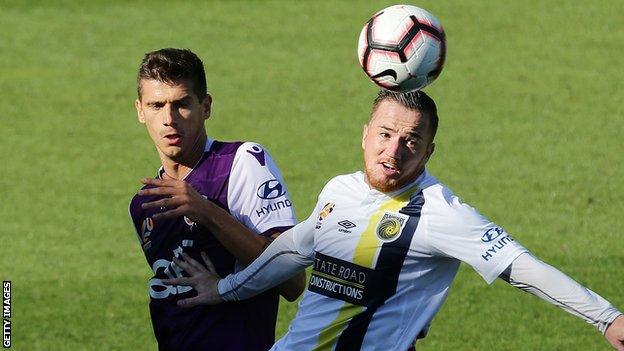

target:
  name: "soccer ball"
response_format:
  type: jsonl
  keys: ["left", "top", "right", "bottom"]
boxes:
{"left": 357, "top": 5, "right": 446, "bottom": 92}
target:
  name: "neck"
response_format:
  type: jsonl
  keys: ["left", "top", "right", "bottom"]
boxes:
{"left": 160, "top": 134, "right": 207, "bottom": 179}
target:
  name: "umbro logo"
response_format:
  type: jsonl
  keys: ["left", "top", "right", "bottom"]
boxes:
{"left": 338, "top": 220, "right": 356, "bottom": 229}
{"left": 338, "top": 220, "right": 356, "bottom": 233}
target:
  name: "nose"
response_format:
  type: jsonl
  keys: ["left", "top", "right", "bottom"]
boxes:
{"left": 162, "top": 103, "right": 176, "bottom": 126}
{"left": 384, "top": 137, "right": 402, "bottom": 159}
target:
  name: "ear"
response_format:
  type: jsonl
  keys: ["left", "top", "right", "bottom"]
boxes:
{"left": 361, "top": 124, "right": 369, "bottom": 150}
{"left": 135, "top": 99, "right": 146, "bottom": 124}
{"left": 202, "top": 94, "right": 212, "bottom": 120}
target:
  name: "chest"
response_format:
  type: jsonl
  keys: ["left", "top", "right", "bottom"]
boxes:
{"left": 312, "top": 193, "right": 421, "bottom": 268}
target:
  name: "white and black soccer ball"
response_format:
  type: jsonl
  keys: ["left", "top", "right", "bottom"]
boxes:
{"left": 357, "top": 5, "right": 446, "bottom": 92}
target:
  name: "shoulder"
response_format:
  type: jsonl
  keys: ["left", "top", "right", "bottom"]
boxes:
{"left": 320, "top": 171, "right": 364, "bottom": 196}
{"left": 203, "top": 140, "right": 276, "bottom": 174}
{"left": 203, "top": 139, "right": 274, "bottom": 160}
{"left": 225, "top": 141, "right": 289, "bottom": 199}
{"left": 421, "top": 181, "right": 456, "bottom": 209}
{"left": 206, "top": 140, "right": 245, "bottom": 156}
{"left": 224, "top": 141, "right": 275, "bottom": 168}
{"left": 421, "top": 179, "right": 489, "bottom": 230}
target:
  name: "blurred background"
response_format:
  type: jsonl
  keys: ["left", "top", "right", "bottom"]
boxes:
{"left": 1, "top": 1, "right": 622, "bottom": 349}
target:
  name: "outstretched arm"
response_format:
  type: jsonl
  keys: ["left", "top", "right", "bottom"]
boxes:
{"left": 163, "top": 228, "right": 313, "bottom": 307}
{"left": 218, "top": 227, "right": 313, "bottom": 301}
{"left": 500, "top": 252, "right": 623, "bottom": 350}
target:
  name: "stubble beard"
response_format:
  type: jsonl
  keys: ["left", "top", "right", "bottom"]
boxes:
{"left": 163, "top": 130, "right": 206, "bottom": 164}
{"left": 363, "top": 163, "right": 400, "bottom": 193}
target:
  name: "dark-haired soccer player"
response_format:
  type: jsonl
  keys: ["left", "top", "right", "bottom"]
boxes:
{"left": 163, "top": 90, "right": 624, "bottom": 350}
{"left": 129, "top": 48, "right": 305, "bottom": 350}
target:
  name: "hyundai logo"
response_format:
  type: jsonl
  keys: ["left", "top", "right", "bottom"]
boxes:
{"left": 257, "top": 179, "right": 285, "bottom": 199}
{"left": 481, "top": 227, "right": 504, "bottom": 242}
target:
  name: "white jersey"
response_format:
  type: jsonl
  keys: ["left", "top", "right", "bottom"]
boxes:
{"left": 223, "top": 139, "right": 298, "bottom": 235}
{"left": 274, "top": 170, "right": 527, "bottom": 351}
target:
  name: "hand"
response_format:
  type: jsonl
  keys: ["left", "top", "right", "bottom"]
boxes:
{"left": 162, "top": 252, "right": 224, "bottom": 308}
{"left": 606, "top": 314, "right": 624, "bottom": 351}
{"left": 138, "top": 176, "right": 210, "bottom": 223}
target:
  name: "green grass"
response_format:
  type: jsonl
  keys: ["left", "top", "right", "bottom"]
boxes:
{"left": 1, "top": 1, "right": 623, "bottom": 349}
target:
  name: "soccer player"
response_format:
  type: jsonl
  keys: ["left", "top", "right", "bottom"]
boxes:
{"left": 161, "top": 90, "right": 624, "bottom": 350}
{"left": 129, "top": 48, "right": 305, "bottom": 350}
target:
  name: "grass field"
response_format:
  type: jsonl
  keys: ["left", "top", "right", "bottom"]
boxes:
{"left": 1, "top": 1, "right": 623, "bottom": 350}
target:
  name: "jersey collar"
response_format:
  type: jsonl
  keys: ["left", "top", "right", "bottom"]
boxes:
{"left": 360, "top": 169, "right": 428, "bottom": 198}
{"left": 156, "top": 138, "right": 214, "bottom": 180}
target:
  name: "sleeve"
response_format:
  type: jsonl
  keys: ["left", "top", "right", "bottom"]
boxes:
{"left": 128, "top": 197, "right": 145, "bottom": 246}
{"left": 290, "top": 177, "right": 337, "bottom": 257}
{"left": 218, "top": 226, "right": 314, "bottom": 301}
{"left": 227, "top": 142, "right": 298, "bottom": 235}
{"left": 218, "top": 176, "right": 335, "bottom": 300}
{"left": 502, "top": 252, "right": 622, "bottom": 334}
{"left": 424, "top": 188, "right": 528, "bottom": 284}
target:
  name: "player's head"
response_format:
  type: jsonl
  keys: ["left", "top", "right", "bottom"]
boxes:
{"left": 362, "top": 90, "right": 438, "bottom": 193}
{"left": 136, "top": 48, "right": 208, "bottom": 101}
{"left": 135, "top": 48, "right": 212, "bottom": 164}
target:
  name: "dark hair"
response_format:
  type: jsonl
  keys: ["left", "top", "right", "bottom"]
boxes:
{"left": 137, "top": 48, "right": 207, "bottom": 100}
{"left": 371, "top": 90, "right": 439, "bottom": 142}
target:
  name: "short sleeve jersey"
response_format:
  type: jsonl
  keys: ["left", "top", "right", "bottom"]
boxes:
{"left": 273, "top": 170, "right": 526, "bottom": 351}
{"left": 129, "top": 139, "right": 297, "bottom": 351}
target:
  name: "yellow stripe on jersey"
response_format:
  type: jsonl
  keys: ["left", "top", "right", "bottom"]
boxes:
{"left": 314, "top": 186, "right": 419, "bottom": 350}
{"left": 352, "top": 186, "right": 417, "bottom": 267}
{"left": 314, "top": 303, "right": 361, "bottom": 351}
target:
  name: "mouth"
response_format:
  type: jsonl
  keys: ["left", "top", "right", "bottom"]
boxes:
{"left": 164, "top": 133, "right": 182, "bottom": 146}
{"left": 380, "top": 161, "right": 400, "bottom": 176}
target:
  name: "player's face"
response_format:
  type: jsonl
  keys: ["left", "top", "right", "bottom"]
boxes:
{"left": 362, "top": 99, "right": 435, "bottom": 193}
{"left": 135, "top": 79, "right": 211, "bottom": 164}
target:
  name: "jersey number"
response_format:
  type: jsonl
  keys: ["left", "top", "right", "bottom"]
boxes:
{"left": 148, "top": 240, "right": 193, "bottom": 299}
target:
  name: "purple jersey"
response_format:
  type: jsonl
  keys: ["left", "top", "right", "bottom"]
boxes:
{"left": 129, "top": 140, "right": 297, "bottom": 351}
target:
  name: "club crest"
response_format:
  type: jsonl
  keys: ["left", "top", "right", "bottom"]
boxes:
{"left": 375, "top": 211, "right": 408, "bottom": 242}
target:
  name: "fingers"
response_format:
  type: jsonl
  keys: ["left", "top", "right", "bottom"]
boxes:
{"left": 201, "top": 251, "right": 218, "bottom": 275}
{"left": 172, "top": 254, "right": 201, "bottom": 275}
{"left": 141, "top": 196, "right": 186, "bottom": 210}
{"left": 181, "top": 252, "right": 208, "bottom": 272}
{"left": 152, "top": 209, "right": 184, "bottom": 221}
{"left": 161, "top": 276, "right": 193, "bottom": 286}
{"left": 607, "top": 336, "right": 624, "bottom": 350}
{"left": 161, "top": 252, "right": 223, "bottom": 308}
{"left": 138, "top": 186, "right": 179, "bottom": 197}
{"left": 141, "top": 177, "right": 175, "bottom": 187}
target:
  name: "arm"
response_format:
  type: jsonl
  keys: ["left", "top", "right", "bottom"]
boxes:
{"left": 190, "top": 197, "right": 305, "bottom": 301}
{"left": 139, "top": 177, "right": 306, "bottom": 301}
{"left": 163, "top": 228, "right": 313, "bottom": 307}
{"left": 218, "top": 227, "right": 313, "bottom": 301}
{"left": 500, "top": 252, "right": 624, "bottom": 350}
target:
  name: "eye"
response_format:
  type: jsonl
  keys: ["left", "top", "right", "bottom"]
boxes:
{"left": 406, "top": 138, "right": 419, "bottom": 148}
{"left": 380, "top": 132, "right": 391, "bottom": 139}
{"left": 172, "top": 101, "right": 187, "bottom": 109}
{"left": 150, "top": 102, "right": 164, "bottom": 110}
